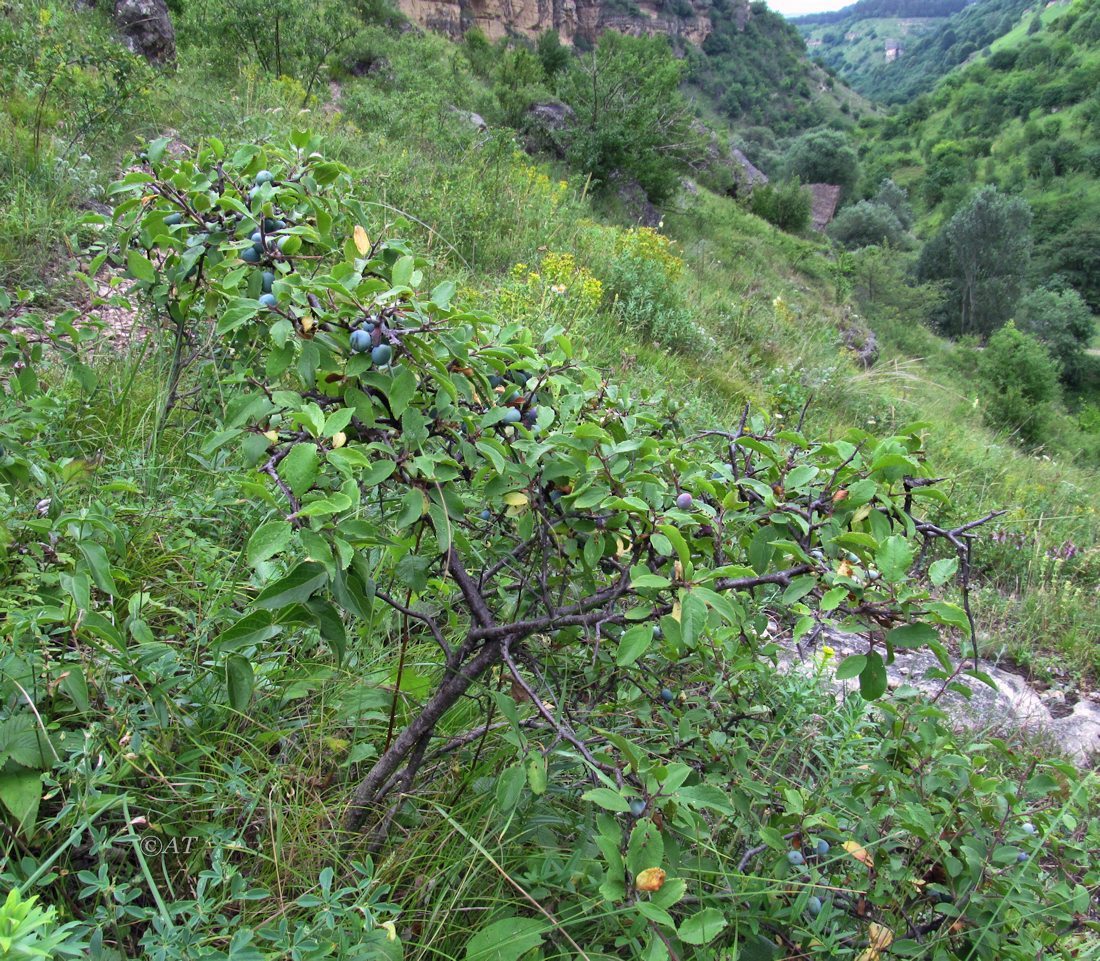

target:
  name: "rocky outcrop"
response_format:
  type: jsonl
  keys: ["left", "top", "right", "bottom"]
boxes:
{"left": 838, "top": 308, "right": 878, "bottom": 368}
{"left": 778, "top": 627, "right": 1100, "bottom": 769}
{"left": 612, "top": 172, "right": 661, "bottom": 227}
{"left": 690, "top": 121, "right": 769, "bottom": 197}
{"left": 397, "top": 0, "right": 737, "bottom": 47}
{"left": 808, "top": 183, "right": 841, "bottom": 231}
{"left": 113, "top": 0, "right": 176, "bottom": 64}
{"left": 523, "top": 100, "right": 575, "bottom": 156}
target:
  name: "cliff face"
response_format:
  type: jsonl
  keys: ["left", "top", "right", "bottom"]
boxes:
{"left": 396, "top": 0, "right": 732, "bottom": 47}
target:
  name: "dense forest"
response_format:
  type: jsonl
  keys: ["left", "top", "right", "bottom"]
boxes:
{"left": 691, "top": 0, "right": 864, "bottom": 132}
{"left": 860, "top": 0, "right": 1100, "bottom": 325}
{"left": 1, "top": 0, "right": 1097, "bottom": 958}
{"left": 858, "top": 0, "right": 1036, "bottom": 101}
{"left": 794, "top": 0, "right": 968, "bottom": 28}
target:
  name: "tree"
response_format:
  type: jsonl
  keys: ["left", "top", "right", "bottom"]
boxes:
{"left": 492, "top": 46, "right": 547, "bottom": 127}
{"left": 873, "top": 178, "right": 914, "bottom": 229}
{"left": 917, "top": 185, "right": 1032, "bottom": 339}
{"left": 555, "top": 32, "right": 697, "bottom": 203}
{"left": 536, "top": 29, "right": 570, "bottom": 79}
{"left": 748, "top": 180, "right": 812, "bottom": 233}
{"left": 1035, "top": 219, "right": 1100, "bottom": 314}
{"left": 827, "top": 200, "right": 906, "bottom": 249}
{"left": 1015, "top": 284, "right": 1096, "bottom": 386}
{"left": 187, "top": 0, "right": 364, "bottom": 101}
{"left": 978, "top": 322, "right": 1060, "bottom": 446}
{"left": 785, "top": 128, "right": 860, "bottom": 202}
{"left": 107, "top": 136, "right": 996, "bottom": 866}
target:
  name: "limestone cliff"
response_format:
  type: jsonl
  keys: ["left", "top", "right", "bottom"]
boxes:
{"left": 397, "top": 0, "right": 740, "bottom": 47}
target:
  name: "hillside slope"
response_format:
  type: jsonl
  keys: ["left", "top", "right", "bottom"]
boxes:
{"left": 860, "top": 0, "right": 1100, "bottom": 314}
{"left": 793, "top": 0, "right": 966, "bottom": 96}
{"left": 1, "top": 3, "right": 1098, "bottom": 960}
{"left": 858, "top": 0, "right": 1038, "bottom": 102}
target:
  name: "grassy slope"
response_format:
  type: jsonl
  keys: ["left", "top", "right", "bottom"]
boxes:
{"left": 859, "top": 0, "right": 1036, "bottom": 102}
{"left": 2, "top": 6, "right": 1099, "bottom": 958}
{"left": 4, "top": 0, "right": 1097, "bottom": 680}
{"left": 799, "top": 16, "right": 951, "bottom": 93}
{"left": 856, "top": 0, "right": 1100, "bottom": 373}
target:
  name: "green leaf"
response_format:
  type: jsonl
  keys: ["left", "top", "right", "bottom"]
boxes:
{"left": 213, "top": 610, "right": 282, "bottom": 653}
{"left": 60, "top": 667, "right": 91, "bottom": 713}
{"left": 0, "top": 770, "right": 42, "bottom": 836}
{"left": 391, "top": 255, "right": 415, "bottom": 289}
{"left": 678, "top": 908, "right": 727, "bottom": 945}
{"left": 676, "top": 784, "right": 736, "bottom": 816}
{"left": 887, "top": 622, "right": 938, "bottom": 649}
{"left": 876, "top": 534, "right": 914, "bottom": 584}
{"left": 225, "top": 655, "right": 254, "bottom": 712}
{"left": 216, "top": 297, "right": 262, "bottom": 335}
{"left": 126, "top": 249, "right": 157, "bottom": 283}
{"left": 280, "top": 443, "right": 320, "bottom": 497}
{"left": 859, "top": 650, "right": 888, "bottom": 700}
{"left": 464, "top": 917, "right": 545, "bottom": 961}
{"left": 582, "top": 788, "right": 632, "bottom": 813}
{"left": 254, "top": 562, "right": 328, "bottom": 609}
{"left": 79, "top": 542, "right": 118, "bottom": 596}
{"left": 835, "top": 654, "right": 866, "bottom": 680}
{"left": 247, "top": 520, "right": 293, "bottom": 567}
{"left": 926, "top": 600, "right": 971, "bottom": 636}
{"left": 496, "top": 765, "right": 525, "bottom": 811}
{"left": 387, "top": 366, "right": 418, "bottom": 417}
{"left": 0, "top": 716, "right": 49, "bottom": 768}
{"left": 748, "top": 526, "right": 774, "bottom": 575}
{"left": 650, "top": 877, "right": 687, "bottom": 910}
{"left": 679, "top": 592, "right": 708, "bottom": 649}
{"left": 526, "top": 753, "right": 547, "bottom": 796}
{"left": 929, "top": 557, "right": 958, "bottom": 586}
{"left": 820, "top": 585, "right": 847, "bottom": 612}
{"left": 616, "top": 625, "right": 653, "bottom": 667}
{"left": 635, "top": 900, "right": 676, "bottom": 928}
{"left": 626, "top": 819, "right": 664, "bottom": 877}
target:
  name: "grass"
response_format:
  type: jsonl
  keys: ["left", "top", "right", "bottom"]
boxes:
{"left": 2, "top": 5, "right": 1100, "bottom": 959}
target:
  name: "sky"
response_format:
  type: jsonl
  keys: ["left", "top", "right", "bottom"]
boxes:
{"left": 766, "top": 0, "right": 852, "bottom": 15}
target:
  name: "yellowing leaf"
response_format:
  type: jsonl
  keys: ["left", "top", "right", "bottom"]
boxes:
{"left": 381, "top": 921, "right": 397, "bottom": 942}
{"left": 635, "top": 867, "right": 666, "bottom": 892}
{"left": 855, "top": 923, "right": 894, "bottom": 961}
{"left": 263, "top": 430, "right": 279, "bottom": 444}
{"left": 852, "top": 504, "right": 872, "bottom": 524}
{"left": 868, "top": 923, "right": 894, "bottom": 951}
{"left": 331, "top": 431, "right": 347, "bottom": 449}
{"left": 671, "top": 600, "right": 681, "bottom": 622}
{"left": 354, "top": 225, "right": 370, "bottom": 255}
{"left": 838, "top": 560, "right": 855, "bottom": 578}
{"left": 503, "top": 492, "right": 529, "bottom": 507}
{"left": 843, "top": 840, "right": 874, "bottom": 868}
{"left": 300, "top": 316, "right": 315, "bottom": 334}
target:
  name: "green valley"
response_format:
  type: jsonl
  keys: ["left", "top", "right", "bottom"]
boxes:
{"left": 0, "top": 0, "right": 1097, "bottom": 958}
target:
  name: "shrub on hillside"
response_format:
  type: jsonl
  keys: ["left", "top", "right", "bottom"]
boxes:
{"left": 1014, "top": 283, "right": 1096, "bottom": 386}
{"left": 747, "top": 180, "right": 812, "bottom": 233}
{"left": 492, "top": 46, "right": 548, "bottom": 127}
{"left": 918, "top": 185, "right": 1032, "bottom": 339}
{"left": 785, "top": 128, "right": 860, "bottom": 202}
{"left": 555, "top": 32, "right": 697, "bottom": 203}
{"left": 595, "top": 226, "right": 714, "bottom": 353}
{"left": 827, "top": 199, "right": 906, "bottom": 249}
{"left": 978, "top": 322, "right": 1061, "bottom": 446}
